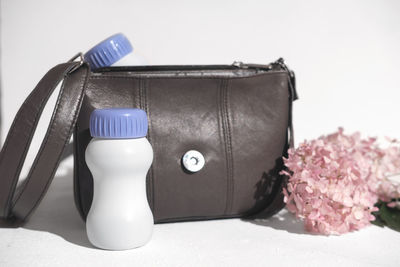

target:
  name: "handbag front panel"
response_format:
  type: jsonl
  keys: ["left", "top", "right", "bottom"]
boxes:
{"left": 74, "top": 72, "right": 289, "bottom": 222}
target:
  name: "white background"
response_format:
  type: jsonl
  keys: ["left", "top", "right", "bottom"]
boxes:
{"left": 2, "top": 0, "right": 400, "bottom": 144}
{"left": 1, "top": 0, "right": 400, "bottom": 266}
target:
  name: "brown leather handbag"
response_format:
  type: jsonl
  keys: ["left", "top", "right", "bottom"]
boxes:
{"left": 0, "top": 55, "right": 297, "bottom": 223}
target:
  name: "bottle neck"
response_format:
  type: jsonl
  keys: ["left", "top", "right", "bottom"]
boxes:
{"left": 111, "top": 52, "right": 148, "bottom": 66}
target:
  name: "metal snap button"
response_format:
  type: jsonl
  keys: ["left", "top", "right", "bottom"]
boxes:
{"left": 182, "top": 150, "right": 205, "bottom": 173}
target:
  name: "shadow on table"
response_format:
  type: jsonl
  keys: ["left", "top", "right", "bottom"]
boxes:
{"left": 0, "top": 157, "right": 94, "bottom": 249}
{"left": 1, "top": 146, "right": 305, "bottom": 246}
{"left": 242, "top": 209, "right": 307, "bottom": 235}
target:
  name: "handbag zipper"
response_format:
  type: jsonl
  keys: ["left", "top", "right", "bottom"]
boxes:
{"left": 94, "top": 59, "right": 282, "bottom": 73}
{"left": 91, "top": 58, "right": 298, "bottom": 101}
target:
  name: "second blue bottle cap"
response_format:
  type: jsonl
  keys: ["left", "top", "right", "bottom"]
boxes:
{"left": 84, "top": 33, "right": 133, "bottom": 69}
{"left": 89, "top": 108, "right": 148, "bottom": 139}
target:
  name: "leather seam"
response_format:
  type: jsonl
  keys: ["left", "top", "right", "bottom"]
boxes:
{"left": 225, "top": 79, "right": 234, "bottom": 214}
{"left": 217, "top": 80, "right": 227, "bottom": 215}
{"left": 219, "top": 79, "right": 234, "bottom": 215}
{"left": 12, "top": 66, "right": 89, "bottom": 220}
{"left": 221, "top": 80, "right": 229, "bottom": 215}
{"left": 223, "top": 80, "right": 234, "bottom": 215}
{"left": 1, "top": 65, "right": 70, "bottom": 218}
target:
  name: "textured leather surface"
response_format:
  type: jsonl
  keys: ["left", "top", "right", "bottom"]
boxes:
{"left": 74, "top": 66, "right": 294, "bottom": 223}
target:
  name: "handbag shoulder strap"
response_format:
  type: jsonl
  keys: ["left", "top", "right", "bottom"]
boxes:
{"left": 0, "top": 62, "right": 89, "bottom": 222}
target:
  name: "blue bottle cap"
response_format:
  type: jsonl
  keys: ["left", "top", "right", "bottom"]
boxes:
{"left": 89, "top": 108, "right": 148, "bottom": 139}
{"left": 84, "top": 33, "right": 133, "bottom": 69}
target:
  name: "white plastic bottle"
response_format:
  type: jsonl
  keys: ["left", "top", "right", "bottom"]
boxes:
{"left": 85, "top": 108, "right": 154, "bottom": 250}
{"left": 84, "top": 33, "right": 148, "bottom": 69}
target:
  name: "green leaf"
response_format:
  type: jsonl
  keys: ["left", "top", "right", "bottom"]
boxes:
{"left": 371, "top": 214, "right": 386, "bottom": 227}
{"left": 379, "top": 204, "right": 400, "bottom": 232}
{"left": 371, "top": 202, "right": 385, "bottom": 227}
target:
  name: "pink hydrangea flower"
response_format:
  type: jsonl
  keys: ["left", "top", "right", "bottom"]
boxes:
{"left": 282, "top": 128, "right": 400, "bottom": 235}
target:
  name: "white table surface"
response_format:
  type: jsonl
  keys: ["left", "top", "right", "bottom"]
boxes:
{"left": 1, "top": 157, "right": 400, "bottom": 267}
